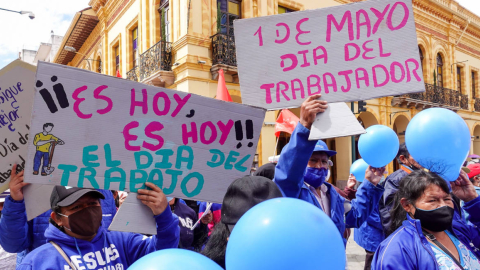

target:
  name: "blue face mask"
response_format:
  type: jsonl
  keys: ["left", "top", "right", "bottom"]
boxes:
{"left": 304, "top": 167, "right": 328, "bottom": 188}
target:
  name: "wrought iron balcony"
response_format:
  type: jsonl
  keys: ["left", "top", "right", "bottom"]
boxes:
{"left": 392, "top": 83, "right": 470, "bottom": 111}
{"left": 126, "top": 65, "right": 139, "bottom": 82}
{"left": 211, "top": 33, "right": 237, "bottom": 66}
{"left": 126, "top": 40, "right": 172, "bottom": 82}
{"left": 475, "top": 98, "right": 480, "bottom": 112}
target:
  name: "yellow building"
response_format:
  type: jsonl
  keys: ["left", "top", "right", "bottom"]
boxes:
{"left": 54, "top": 0, "right": 480, "bottom": 188}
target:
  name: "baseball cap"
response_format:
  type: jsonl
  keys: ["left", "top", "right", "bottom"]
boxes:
{"left": 50, "top": 186, "right": 105, "bottom": 210}
{"left": 313, "top": 140, "right": 337, "bottom": 157}
{"left": 221, "top": 176, "right": 283, "bottom": 232}
{"left": 467, "top": 163, "right": 480, "bottom": 178}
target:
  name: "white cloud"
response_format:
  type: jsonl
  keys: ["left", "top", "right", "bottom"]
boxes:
{"left": 455, "top": 0, "right": 480, "bottom": 17}
{"left": 0, "top": 0, "right": 90, "bottom": 69}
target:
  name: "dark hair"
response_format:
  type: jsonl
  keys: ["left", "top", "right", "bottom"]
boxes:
{"left": 49, "top": 205, "right": 64, "bottom": 231}
{"left": 388, "top": 170, "right": 450, "bottom": 236}
{"left": 396, "top": 143, "right": 409, "bottom": 164}
{"left": 43, "top": 123, "right": 54, "bottom": 129}
{"left": 201, "top": 222, "right": 230, "bottom": 269}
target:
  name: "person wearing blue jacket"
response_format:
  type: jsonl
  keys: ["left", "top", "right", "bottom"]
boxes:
{"left": 372, "top": 170, "right": 480, "bottom": 270}
{"left": 353, "top": 178, "right": 385, "bottom": 270}
{"left": 18, "top": 183, "right": 179, "bottom": 270}
{"left": 0, "top": 165, "right": 117, "bottom": 266}
{"left": 378, "top": 143, "right": 421, "bottom": 235}
{"left": 273, "top": 95, "right": 385, "bottom": 246}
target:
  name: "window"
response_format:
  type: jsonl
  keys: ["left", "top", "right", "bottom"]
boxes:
{"left": 436, "top": 53, "right": 443, "bottom": 88}
{"left": 418, "top": 46, "right": 424, "bottom": 70}
{"left": 97, "top": 58, "right": 102, "bottom": 73}
{"left": 473, "top": 71, "right": 477, "bottom": 99}
{"left": 457, "top": 66, "right": 462, "bottom": 93}
{"left": 115, "top": 46, "right": 120, "bottom": 73}
{"left": 218, "top": 0, "right": 241, "bottom": 36}
{"left": 278, "top": 6, "right": 295, "bottom": 14}
{"left": 132, "top": 28, "right": 138, "bottom": 67}
{"left": 159, "top": 1, "right": 170, "bottom": 42}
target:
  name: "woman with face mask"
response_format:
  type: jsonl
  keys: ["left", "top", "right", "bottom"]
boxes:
{"left": 372, "top": 170, "right": 480, "bottom": 270}
{"left": 16, "top": 184, "right": 180, "bottom": 270}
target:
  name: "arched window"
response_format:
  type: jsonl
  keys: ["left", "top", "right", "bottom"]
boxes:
{"left": 436, "top": 53, "right": 443, "bottom": 88}
{"left": 418, "top": 46, "right": 424, "bottom": 69}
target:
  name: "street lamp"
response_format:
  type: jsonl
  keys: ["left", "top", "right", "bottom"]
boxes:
{"left": 0, "top": 8, "right": 35, "bottom": 19}
{"left": 63, "top": 46, "right": 102, "bottom": 73}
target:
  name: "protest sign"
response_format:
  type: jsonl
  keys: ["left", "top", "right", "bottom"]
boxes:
{"left": 309, "top": 102, "right": 366, "bottom": 140}
{"left": 109, "top": 194, "right": 157, "bottom": 235}
{"left": 234, "top": 0, "right": 424, "bottom": 110}
{"left": 23, "top": 184, "right": 54, "bottom": 221}
{"left": 25, "top": 62, "right": 266, "bottom": 205}
{"left": 0, "top": 60, "right": 36, "bottom": 192}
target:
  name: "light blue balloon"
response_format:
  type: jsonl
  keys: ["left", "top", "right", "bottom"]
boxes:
{"left": 128, "top": 249, "right": 223, "bottom": 270}
{"left": 405, "top": 108, "right": 470, "bottom": 181}
{"left": 358, "top": 125, "right": 399, "bottom": 167}
{"left": 350, "top": 159, "right": 369, "bottom": 182}
{"left": 226, "top": 198, "right": 345, "bottom": 270}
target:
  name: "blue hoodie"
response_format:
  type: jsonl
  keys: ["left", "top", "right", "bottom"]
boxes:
{"left": 372, "top": 196, "right": 480, "bottom": 270}
{"left": 274, "top": 123, "right": 385, "bottom": 245}
{"left": 17, "top": 206, "right": 179, "bottom": 270}
{"left": 0, "top": 189, "right": 116, "bottom": 265}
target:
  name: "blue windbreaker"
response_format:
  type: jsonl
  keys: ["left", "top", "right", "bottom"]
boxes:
{"left": 372, "top": 196, "right": 480, "bottom": 270}
{"left": 17, "top": 206, "right": 179, "bottom": 270}
{"left": 0, "top": 189, "right": 116, "bottom": 265}
{"left": 354, "top": 206, "right": 385, "bottom": 252}
{"left": 273, "top": 124, "right": 385, "bottom": 245}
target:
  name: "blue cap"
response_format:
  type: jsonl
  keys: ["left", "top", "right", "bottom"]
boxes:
{"left": 313, "top": 140, "right": 337, "bottom": 157}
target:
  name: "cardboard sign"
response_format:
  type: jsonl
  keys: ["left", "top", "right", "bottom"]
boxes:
{"left": 108, "top": 194, "right": 157, "bottom": 235}
{"left": 234, "top": 0, "right": 424, "bottom": 110}
{"left": 0, "top": 60, "right": 36, "bottom": 192}
{"left": 25, "top": 62, "right": 266, "bottom": 205}
{"left": 309, "top": 102, "right": 366, "bottom": 140}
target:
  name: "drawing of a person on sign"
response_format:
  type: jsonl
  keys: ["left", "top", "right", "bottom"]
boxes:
{"left": 32, "top": 123, "right": 64, "bottom": 176}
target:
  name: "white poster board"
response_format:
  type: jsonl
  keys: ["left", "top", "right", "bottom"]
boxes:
{"left": 0, "top": 60, "right": 36, "bottom": 192}
{"left": 234, "top": 0, "right": 424, "bottom": 110}
{"left": 25, "top": 62, "right": 266, "bottom": 205}
{"left": 309, "top": 102, "right": 366, "bottom": 140}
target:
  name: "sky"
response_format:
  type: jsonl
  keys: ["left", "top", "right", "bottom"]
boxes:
{"left": 0, "top": 0, "right": 479, "bottom": 70}
{"left": 0, "top": 0, "right": 89, "bottom": 69}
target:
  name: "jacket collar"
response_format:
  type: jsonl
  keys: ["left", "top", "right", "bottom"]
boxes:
{"left": 45, "top": 222, "right": 106, "bottom": 247}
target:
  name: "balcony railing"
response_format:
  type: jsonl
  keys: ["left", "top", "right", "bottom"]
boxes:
{"left": 126, "top": 65, "right": 139, "bottom": 82}
{"left": 211, "top": 33, "right": 237, "bottom": 66}
{"left": 126, "top": 40, "right": 172, "bottom": 82}
{"left": 399, "top": 83, "right": 469, "bottom": 109}
{"left": 475, "top": 98, "right": 480, "bottom": 112}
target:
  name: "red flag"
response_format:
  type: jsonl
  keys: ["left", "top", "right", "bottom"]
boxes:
{"left": 275, "top": 109, "right": 299, "bottom": 137}
{"left": 116, "top": 70, "right": 122, "bottom": 78}
{"left": 216, "top": 69, "right": 232, "bottom": 102}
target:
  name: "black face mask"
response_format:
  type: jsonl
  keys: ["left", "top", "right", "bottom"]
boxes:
{"left": 58, "top": 206, "right": 102, "bottom": 237}
{"left": 413, "top": 205, "right": 454, "bottom": 232}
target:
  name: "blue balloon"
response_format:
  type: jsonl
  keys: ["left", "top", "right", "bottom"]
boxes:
{"left": 350, "top": 159, "right": 369, "bottom": 182}
{"left": 226, "top": 198, "right": 345, "bottom": 270}
{"left": 129, "top": 249, "right": 223, "bottom": 270}
{"left": 358, "top": 125, "right": 399, "bottom": 167}
{"left": 406, "top": 108, "right": 470, "bottom": 181}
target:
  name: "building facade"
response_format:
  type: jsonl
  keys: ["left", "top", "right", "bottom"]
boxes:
{"left": 54, "top": 0, "right": 480, "bottom": 187}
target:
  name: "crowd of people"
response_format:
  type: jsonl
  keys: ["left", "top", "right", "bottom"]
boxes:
{"left": 0, "top": 95, "right": 479, "bottom": 269}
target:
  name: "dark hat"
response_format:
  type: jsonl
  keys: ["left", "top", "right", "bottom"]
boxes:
{"left": 50, "top": 186, "right": 105, "bottom": 210}
{"left": 221, "top": 176, "right": 283, "bottom": 231}
{"left": 254, "top": 163, "right": 276, "bottom": 180}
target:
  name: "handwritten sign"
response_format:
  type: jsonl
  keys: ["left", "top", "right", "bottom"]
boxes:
{"left": 0, "top": 60, "right": 36, "bottom": 192}
{"left": 25, "top": 62, "right": 266, "bottom": 204}
{"left": 234, "top": 0, "right": 423, "bottom": 110}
